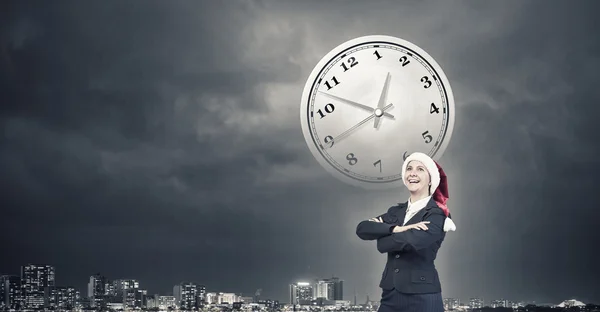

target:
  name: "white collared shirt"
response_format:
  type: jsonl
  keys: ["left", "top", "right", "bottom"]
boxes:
{"left": 403, "top": 196, "right": 431, "bottom": 225}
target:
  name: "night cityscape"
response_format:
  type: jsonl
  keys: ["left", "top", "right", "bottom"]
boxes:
{"left": 1, "top": 264, "right": 598, "bottom": 312}
{"left": 2, "top": 1, "right": 600, "bottom": 312}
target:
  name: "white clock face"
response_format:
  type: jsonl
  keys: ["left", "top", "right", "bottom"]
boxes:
{"left": 300, "top": 35, "right": 455, "bottom": 190}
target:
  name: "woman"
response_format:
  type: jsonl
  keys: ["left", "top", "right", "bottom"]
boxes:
{"left": 356, "top": 152, "right": 456, "bottom": 312}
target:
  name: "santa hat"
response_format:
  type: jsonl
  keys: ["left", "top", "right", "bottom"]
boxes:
{"left": 401, "top": 152, "right": 456, "bottom": 232}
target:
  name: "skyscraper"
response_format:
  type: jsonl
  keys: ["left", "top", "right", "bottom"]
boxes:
{"left": 0, "top": 275, "right": 22, "bottom": 310}
{"left": 20, "top": 264, "right": 55, "bottom": 309}
{"left": 173, "top": 282, "right": 203, "bottom": 310}
{"left": 87, "top": 273, "right": 106, "bottom": 308}
{"left": 45, "top": 286, "right": 78, "bottom": 309}
{"left": 314, "top": 277, "right": 343, "bottom": 300}
{"left": 289, "top": 282, "right": 313, "bottom": 305}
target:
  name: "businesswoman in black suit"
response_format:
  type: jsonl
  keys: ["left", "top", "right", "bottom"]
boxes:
{"left": 356, "top": 152, "right": 456, "bottom": 312}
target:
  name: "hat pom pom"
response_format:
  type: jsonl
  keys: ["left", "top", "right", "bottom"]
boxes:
{"left": 443, "top": 218, "right": 456, "bottom": 232}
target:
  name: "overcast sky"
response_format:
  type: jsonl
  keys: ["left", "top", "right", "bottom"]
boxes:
{"left": 1, "top": 0, "right": 599, "bottom": 306}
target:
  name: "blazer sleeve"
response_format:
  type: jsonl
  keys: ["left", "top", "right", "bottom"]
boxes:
{"left": 356, "top": 208, "right": 396, "bottom": 241}
{"left": 376, "top": 209, "right": 445, "bottom": 253}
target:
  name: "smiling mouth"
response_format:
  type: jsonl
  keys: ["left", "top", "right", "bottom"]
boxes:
{"left": 408, "top": 179, "right": 420, "bottom": 184}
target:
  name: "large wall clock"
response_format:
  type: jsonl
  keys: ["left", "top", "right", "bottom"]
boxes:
{"left": 300, "top": 35, "right": 455, "bottom": 190}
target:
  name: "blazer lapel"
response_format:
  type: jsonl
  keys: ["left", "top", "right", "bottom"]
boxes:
{"left": 393, "top": 202, "right": 408, "bottom": 225}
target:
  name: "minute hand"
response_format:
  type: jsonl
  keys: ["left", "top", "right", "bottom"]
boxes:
{"left": 319, "top": 91, "right": 395, "bottom": 119}
{"left": 327, "top": 103, "right": 394, "bottom": 149}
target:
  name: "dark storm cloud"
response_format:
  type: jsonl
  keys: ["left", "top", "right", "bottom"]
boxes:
{"left": 1, "top": 0, "right": 600, "bottom": 305}
{"left": 0, "top": 0, "right": 319, "bottom": 295}
{"left": 427, "top": 0, "right": 600, "bottom": 303}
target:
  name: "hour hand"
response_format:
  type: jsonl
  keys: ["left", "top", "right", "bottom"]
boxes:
{"left": 319, "top": 91, "right": 394, "bottom": 119}
{"left": 326, "top": 103, "right": 394, "bottom": 149}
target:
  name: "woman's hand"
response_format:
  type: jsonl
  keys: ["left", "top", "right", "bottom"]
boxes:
{"left": 392, "top": 221, "right": 430, "bottom": 233}
{"left": 369, "top": 217, "right": 383, "bottom": 223}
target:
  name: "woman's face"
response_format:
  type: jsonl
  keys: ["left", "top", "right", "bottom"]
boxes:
{"left": 404, "top": 160, "right": 431, "bottom": 194}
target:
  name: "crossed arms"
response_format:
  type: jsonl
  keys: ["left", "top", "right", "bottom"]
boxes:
{"left": 355, "top": 209, "right": 445, "bottom": 253}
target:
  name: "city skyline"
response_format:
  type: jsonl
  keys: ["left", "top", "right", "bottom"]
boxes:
{"left": 2, "top": 0, "right": 600, "bottom": 306}
{"left": 2, "top": 263, "right": 345, "bottom": 305}
{"left": 1, "top": 262, "right": 595, "bottom": 308}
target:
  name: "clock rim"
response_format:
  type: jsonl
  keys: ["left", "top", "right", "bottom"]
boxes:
{"left": 299, "top": 35, "right": 455, "bottom": 190}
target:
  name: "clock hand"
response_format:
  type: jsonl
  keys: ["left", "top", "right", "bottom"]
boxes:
{"left": 374, "top": 72, "right": 391, "bottom": 129}
{"left": 326, "top": 103, "right": 394, "bottom": 149}
{"left": 319, "top": 91, "right": 395, "bottom": 119}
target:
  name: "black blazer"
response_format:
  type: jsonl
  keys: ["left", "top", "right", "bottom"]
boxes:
{"left": 356, "top": 198, "right": 448, "bottom": 294}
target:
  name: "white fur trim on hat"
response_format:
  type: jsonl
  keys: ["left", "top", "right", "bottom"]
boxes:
{"left": 401, "top": 152, "right": 440, "bottom": 195}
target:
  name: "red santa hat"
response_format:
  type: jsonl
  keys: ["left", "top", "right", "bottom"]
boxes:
{"left": 401, "top": 152, "right": 456, "bottom": 232}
